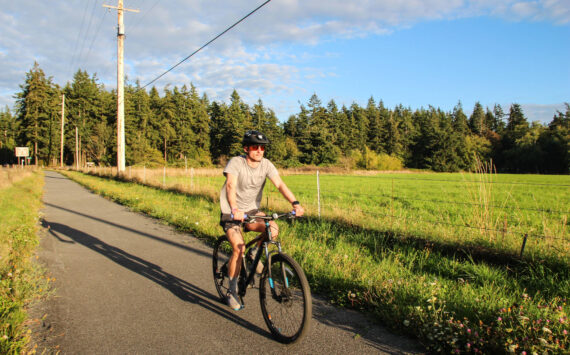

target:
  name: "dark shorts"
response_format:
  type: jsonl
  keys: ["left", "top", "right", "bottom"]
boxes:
{"left": 219, "top": 209, "right": 260, "bottom": 233}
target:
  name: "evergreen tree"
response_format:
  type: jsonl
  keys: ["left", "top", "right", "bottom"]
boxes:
{"left": 365, "top": 97, "right": 383, "bottom": 153}
{"left": 492, "top": 104, "right": 506, "bottom": 134}
{"left": 499, "top": 103, "right": 531, "bottom": 172}
{"left": 0, "top": 106, "right": 19, "bottom": 164}
{"left": 252, "top": 99, "right": 286, "bottom": 162}
{"left": 14, "top": 62, "right": 59, "bottom": 165}
{"left": 188, "top": 84, "right": 211, "bottom": 166}
{"left": 65, "top": 70, "right": 105, "bottom": 166}
{"left": 451, "top": 101, "right": 469, "bottom": 134}
{"left": 537, "top": 104, "right": 569, "bottom": 173}
{"left": 469, "top": 101, "right": 486, "bottom": 135}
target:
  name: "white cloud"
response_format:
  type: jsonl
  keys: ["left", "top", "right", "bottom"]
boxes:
{"left": 0, "top": 0, "right": 568, "bottom": 117}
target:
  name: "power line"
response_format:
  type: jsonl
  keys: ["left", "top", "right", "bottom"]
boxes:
{"left": 76, "top": 0, "right": 100, "bottom": 68}
{"left": 141, "top": 0, "right": 272, "bottom": 90}
{"left": 69, "top": 0, "right": 92, "bottom": 77}
{"left": 84, "top": 5, "right": 110, "bottom": 67}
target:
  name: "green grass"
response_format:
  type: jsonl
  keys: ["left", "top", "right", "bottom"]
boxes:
{"left": 143, "top": 169, "right": 569, "bottom": 260}
{"left": 0, "top": 170, "right": 47, "bottom": 354}
{"left": 62, "top": 169, "right": 569, "bottom": 354}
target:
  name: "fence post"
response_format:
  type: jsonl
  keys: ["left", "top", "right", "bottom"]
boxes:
{"left": 391, "top": 178, "right": 394, "bottom": 229}
{"left": 520, "top": 234, "right": 528, "bottom": 259}
{"left": 317, "top": 170, "right": 321, "bottom": 218}
{"left": 502, "top": 216, "right": 508, "bottom": 245}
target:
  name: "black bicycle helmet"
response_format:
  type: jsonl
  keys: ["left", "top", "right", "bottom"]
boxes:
{"left": 242, "top": 130, "right": 270, "bottom": 146}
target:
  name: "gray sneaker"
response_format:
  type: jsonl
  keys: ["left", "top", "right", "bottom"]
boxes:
{"left": 227, "top": 292, "right": 242, "bottom": 311}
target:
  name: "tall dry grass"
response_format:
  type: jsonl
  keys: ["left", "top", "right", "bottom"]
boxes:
{"left": 0, "top": 167, "right": 37, "bottom": 190}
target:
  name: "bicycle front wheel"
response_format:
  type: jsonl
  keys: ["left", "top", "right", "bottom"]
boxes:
{"left": 259, "top": 253, "right": 312, "bottom": 344}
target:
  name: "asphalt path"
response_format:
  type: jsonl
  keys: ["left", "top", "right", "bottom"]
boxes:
{"left": 29, "top": 171, "right": 425, "bottom": 354}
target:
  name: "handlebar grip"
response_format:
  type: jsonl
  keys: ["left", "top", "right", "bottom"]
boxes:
{"left": 230, "top": 213, "right": 248, "bottom": 220}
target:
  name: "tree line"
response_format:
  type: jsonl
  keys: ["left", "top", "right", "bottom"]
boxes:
{"left": 1, "top": 62, "right": 568, "bottom": 173}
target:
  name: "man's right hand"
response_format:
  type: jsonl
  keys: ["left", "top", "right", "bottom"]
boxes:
{"left": 231, "top": 209, "right": 245, "bottom": 221}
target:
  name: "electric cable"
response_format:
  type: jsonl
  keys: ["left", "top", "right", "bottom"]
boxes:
{"left": 141, "top": 0, "right": 272, "bottom": 90}
{"left": 69, "top": 0, "right": 92, "bottom": 77}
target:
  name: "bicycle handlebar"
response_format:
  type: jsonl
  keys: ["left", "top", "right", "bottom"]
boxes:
{"left": 231, "top": 211, "right": 297, "bottom": 223}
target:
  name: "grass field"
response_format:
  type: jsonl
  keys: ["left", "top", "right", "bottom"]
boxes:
{"left": 65, "top": 167, "right": 569, "bottom": 353}
{"left": 0, "top": 168, "right": 47, "bottom": 354}
{"left": 83, "top": 165, "right": 569, "bottom": 260}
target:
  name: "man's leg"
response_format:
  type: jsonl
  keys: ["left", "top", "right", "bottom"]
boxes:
{"left": 227, "top": 226, "right": 245, "bottom": 278}
{"left": 226, "top": 226, "right": 245, "bottom": 310}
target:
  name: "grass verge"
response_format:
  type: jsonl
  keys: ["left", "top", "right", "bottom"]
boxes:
{"left": 60, "top": 170, "right": 569, "bottom": 354}
{"left": 0, "top": 170, "right": 48, "bottom": 354}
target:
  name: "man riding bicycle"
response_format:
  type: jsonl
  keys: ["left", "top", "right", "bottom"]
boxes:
{"left": 219, "top": 130, "right": 305, "bottom": 310}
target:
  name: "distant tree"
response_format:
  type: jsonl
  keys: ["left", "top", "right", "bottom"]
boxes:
{"left": 14, "top": 62, "right": 60, "bottom": 165}
{"left": 537, "top": 103, "right": 569, "bottom": 173}
{"left": 499, "top": 104, "right": 532, "bottom": 172}
{"left": 451, "top": 101, "right": 469, "bottom": 134}
{"left": 252, "top": 99, "right": 286, "bottom": 163}
{"left": 365, "top": 97, "right": 383, "bottom": 153}
{"left": 0, "top": 106, "right": 19, "bottom": 164}
{"left": 469, "top": 101, "right": 486, "bottom": 135}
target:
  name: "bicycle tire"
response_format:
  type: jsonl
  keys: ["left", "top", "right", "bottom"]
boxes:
{"left": 259, "top": 252, "right": 312, "bottom": 344}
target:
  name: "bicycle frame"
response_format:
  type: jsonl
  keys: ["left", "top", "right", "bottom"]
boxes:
{"left": 239, "top": 217, "right": 283, "bottom": 298}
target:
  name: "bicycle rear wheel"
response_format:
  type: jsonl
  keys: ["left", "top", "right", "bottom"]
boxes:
{"left": 259, "top": 253, "right": 312, "bottom": 344}
{"left": 212, "top": 236, "right": 232, "bottom": 301}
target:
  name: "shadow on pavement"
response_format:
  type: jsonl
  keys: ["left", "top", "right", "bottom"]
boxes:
{"left": 41, "top": 219, "right": 272, "bottom": 341}
{"left": 43, "top": 202, "right": 212, "bottom": 258}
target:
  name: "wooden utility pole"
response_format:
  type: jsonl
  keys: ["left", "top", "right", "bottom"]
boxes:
{"left": 60, "top": 93, "right": 65, "bottom": 167}
{"left": 103, "top": 1, "right": 138, "bottom": 173}
{"left": 75, "top": 126, "right": 79, "bottom": 170}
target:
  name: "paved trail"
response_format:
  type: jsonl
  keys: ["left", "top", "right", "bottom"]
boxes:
{"left": 30, "top": 171, "right": 425, "bottom": 354}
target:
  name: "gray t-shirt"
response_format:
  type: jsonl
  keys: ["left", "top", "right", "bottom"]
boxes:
{"left": 220, "top": 156, "right": 279, "bottom": 214}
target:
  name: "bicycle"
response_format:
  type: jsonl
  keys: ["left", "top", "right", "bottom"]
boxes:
{"left": 212, "top": 211, "right": 312, "bottom": 344}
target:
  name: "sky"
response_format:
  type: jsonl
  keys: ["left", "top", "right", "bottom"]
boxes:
{"left": 0, "top": 0, "right": 569, "bottom": 124}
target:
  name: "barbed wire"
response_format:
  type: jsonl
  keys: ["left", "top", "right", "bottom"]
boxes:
{"left": 331, "top": 175, "right": 570, "bottom": 188}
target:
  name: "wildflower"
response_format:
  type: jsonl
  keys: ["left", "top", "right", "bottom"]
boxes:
{"left": 563, "top": 330, "right": 567, "bottom": 335}
{"left": 539, "top": 338, "right": 548, "bottom": 346}
{"left": 498, "top": 317, "right": 503, "bottom": 322}
{"left": 542, "top": 327, "right": 552, "bottom": 334}
{"left": 508, "top": 344, "right": 517, "bottom": 352}
{"left": 403, "top": 320, "right": 410, "bottom": 326}
{"left": 467, "top": 329, "right": 471, "bottom": 334}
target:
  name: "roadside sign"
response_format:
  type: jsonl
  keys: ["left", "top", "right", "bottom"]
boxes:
{"left": 15, "top": 147, "right": 29, "bottom": 157}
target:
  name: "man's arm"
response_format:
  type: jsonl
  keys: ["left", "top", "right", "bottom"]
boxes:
{"left": 226, "top": 173, "right": 244, "bottom": 221}
{"left": 269, "top": 175, "right": 305, "bottom": 217}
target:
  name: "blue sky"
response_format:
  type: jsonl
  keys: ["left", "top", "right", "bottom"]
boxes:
{"left": 279, "top": 17, "right": 570, "bottom": 120}
{"left": 1, "top": 0, "right": 569, "bottom": 123}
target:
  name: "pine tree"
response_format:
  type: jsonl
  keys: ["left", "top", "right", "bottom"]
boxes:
{"left": 14, "top": 62, "right": 59, "bottom": 165}
{"left": 0, "top": 106, "right": 19, "bottom": 164}
{"left": 188, "top": 84, "right": 211, "bottom": 166}
{"left": 469, "top": 101, "right": 486, "bottom": 135}
{"left": 451, "top": 101, "right": 469, "bottom": 134}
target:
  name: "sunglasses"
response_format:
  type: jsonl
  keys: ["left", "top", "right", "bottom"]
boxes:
{"left": 248, "top": 145, "right": 265, "bottom": 152}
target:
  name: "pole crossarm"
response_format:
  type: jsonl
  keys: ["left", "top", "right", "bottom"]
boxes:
{"left": 102, "top": 4, "right": 139, "bottom": 13}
